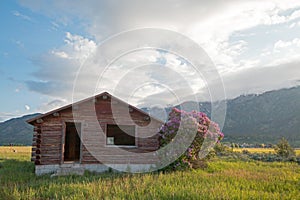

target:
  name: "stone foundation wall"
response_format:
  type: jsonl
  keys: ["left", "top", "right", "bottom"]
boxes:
{"left": 35, "top": 164, "right": 155, "bottom": 175}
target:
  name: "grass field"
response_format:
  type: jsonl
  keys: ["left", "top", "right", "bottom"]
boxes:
{"left": 233, "top": 147, "right": 300, "bottom": 156}
{"left": 0, "top": 147, "right": 299, "bottom": 200}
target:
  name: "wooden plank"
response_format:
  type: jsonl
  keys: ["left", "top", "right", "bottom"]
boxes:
{"left": 41, "top": 128, "right": 62, "bottom": 133}
{"left": 40, "top": 147, "right": 61, "bottom": 151}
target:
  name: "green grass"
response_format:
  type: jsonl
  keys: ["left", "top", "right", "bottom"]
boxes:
{"left": 0, "top": 147, "right": 300, "bottom": 200}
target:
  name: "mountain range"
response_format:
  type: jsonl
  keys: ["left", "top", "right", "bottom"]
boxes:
{"left": 222, "top": 86, "right": 300, "bottom": 146}
{"left": 0, "top": 113, "right": 40, "bottom": 145}
{"left": 143, "top": 86, "right": 300, "bottom": 147}
{"left": 1, "top": 86, "right": 299, "bottom": 146}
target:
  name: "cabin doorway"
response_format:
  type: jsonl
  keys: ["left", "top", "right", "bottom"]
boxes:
{"left": 63, "top": 122, "right": 81, "bottom": 162}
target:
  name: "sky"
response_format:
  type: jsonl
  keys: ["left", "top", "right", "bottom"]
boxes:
{"left": 1, "top": 0, "right": 300, "bottom": 122}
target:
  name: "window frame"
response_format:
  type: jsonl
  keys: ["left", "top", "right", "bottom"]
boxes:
{"left": 105, "top": 124, "right": 137, "bottom": 148}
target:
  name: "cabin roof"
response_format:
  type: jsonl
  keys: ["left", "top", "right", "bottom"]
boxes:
{"left": 26, "top": 91, "right": 164, "bottom": 125}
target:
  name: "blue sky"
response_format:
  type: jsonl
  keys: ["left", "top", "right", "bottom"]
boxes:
{"left": 1, "top": 0, "right": 300, "bottom": 121}
{"left": 0, "top": 1, "right": 64, "bottom": 120}
{"left": 0, "top": 0, "right": 89, "bottom": 121}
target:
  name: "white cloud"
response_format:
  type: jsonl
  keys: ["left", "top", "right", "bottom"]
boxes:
{"left": 12, "top": 40, "right": 24, "bottom": 48}
{"left": 36, "top": 99, "right": 67, "bottom": 113}
{"left": 206, "top": 60, "right": 300, "bottom": 99}
{"left": 19, "top": 0, "right": 300, "bottom": 107}
{"left": 25, "top": 105, "right": 30, "bottom": 110}
{"left": 50, "top": 21, "right": 59, "bottom": 30}
{"left": 267, "top": 38, "right": 300, "bottom": 66}
{"left": 19, "top": 0, "right": 300, "bottom": 72}
{"left": 51, "top": 32, "right": 96, "bottom": 61}
{"left": 26, "top": 32, "right": 207, "bottom": 108}
{"left": 12, "top": 10, "right": 33, "bottom": 22}
{"left": 185, "top": 1, "right": 300, "bottom": 72}
{"left": 289, "top": 10, "right": 300, "bottom": 21}
{"left": 26, "top": 32, "right": 97, "bottom": 100}
{"left": 274, "top": 38, "right": 300, "bottom": 50}
{"left": 0, "top": 112, "right": 19, "bottom": 122}
{"left": 51, "top": 50, "right": 68, "bottom": 58}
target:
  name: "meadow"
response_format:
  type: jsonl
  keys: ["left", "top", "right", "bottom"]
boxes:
{"left": 233, "top": 147, "right": 300, "bottom": 156}
{"left": 0, "top": 147, "right": 299, "bottom": 200}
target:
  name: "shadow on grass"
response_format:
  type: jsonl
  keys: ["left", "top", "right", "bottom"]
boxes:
{"left": 0, "top": 159, "right": 35, "bottom": 180}
{"left": 0, "top": 158, "right": 160, "bottom": 185}
{"left": 0, "top": 158, "right": 166, "bottom": 199}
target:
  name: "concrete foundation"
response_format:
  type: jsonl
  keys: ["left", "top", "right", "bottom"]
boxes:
{"left": 35, "top": 163, "right": 155, "bottom": 176}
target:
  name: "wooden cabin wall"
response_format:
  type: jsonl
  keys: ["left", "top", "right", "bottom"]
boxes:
{"left": 31, "top": 96, "right": 163, "bottom": 165}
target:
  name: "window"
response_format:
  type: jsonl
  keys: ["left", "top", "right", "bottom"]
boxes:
{"left": 106, "top": 124, "right": 135, "bottom": 146}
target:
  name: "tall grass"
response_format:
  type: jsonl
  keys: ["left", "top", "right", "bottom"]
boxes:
{"left": 233, "top": 147, "right": 300, "bottom": 156}
{"left": 0, "top": 147, "right": 299, "bottom": 199}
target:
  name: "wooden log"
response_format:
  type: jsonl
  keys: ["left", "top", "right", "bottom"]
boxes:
{"left": 39, "top": 149, "right": 60, "bottom": 154}
{"left": 39, "top": 156, "right": 60, "bottom": 159}
{"left": 40, "top": 159, "right": 61, "bottom": 164}
{"left": 53, "top": 112, "right": 60, "bottom": 117}
{"left": 41, "top": 138, "right": 62, "bottom": 143}
{"left": 40, "top": 143, "right": 61, "bottom": 147}
{"left": 42, "top": 161, "right": 61, "bottom": 164}
{"left": 35, "top": 160, "right": 41, "bottom": 165}
{"left": 40, "top": 145, "right": 61, "bottom": 149}
{"left": 42, "top": 126, "right": 62, "bottom": 131}
{"left": 42, "top": 122, "right": 63, "bottom": 126}
{"left": 41, "top": 139, "right": 61, "bottom": 144}
{"left": 36, "top": 119, "right": 43, "bottom": 123}
{"left": 34, "top": 126, "right": 41, "bottom": 132}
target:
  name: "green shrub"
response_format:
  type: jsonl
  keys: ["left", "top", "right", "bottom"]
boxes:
{"left": 274, "top": 137, "right": 296, "bottom": 159}
{"left": 242, "top": 149, "right": 250, "bottom": 154}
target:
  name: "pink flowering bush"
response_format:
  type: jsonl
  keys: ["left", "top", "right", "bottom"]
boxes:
{"left": 158, "top": 108, "right": 224, "bottom": 170}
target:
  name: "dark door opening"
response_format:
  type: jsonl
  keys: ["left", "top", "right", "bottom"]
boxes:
{"left": 64, "top": 122, "right": 81, "bottom": 162}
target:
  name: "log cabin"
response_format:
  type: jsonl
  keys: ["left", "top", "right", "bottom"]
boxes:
{"left": 27, "top": 92, "right": 164, "bottom": 175}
